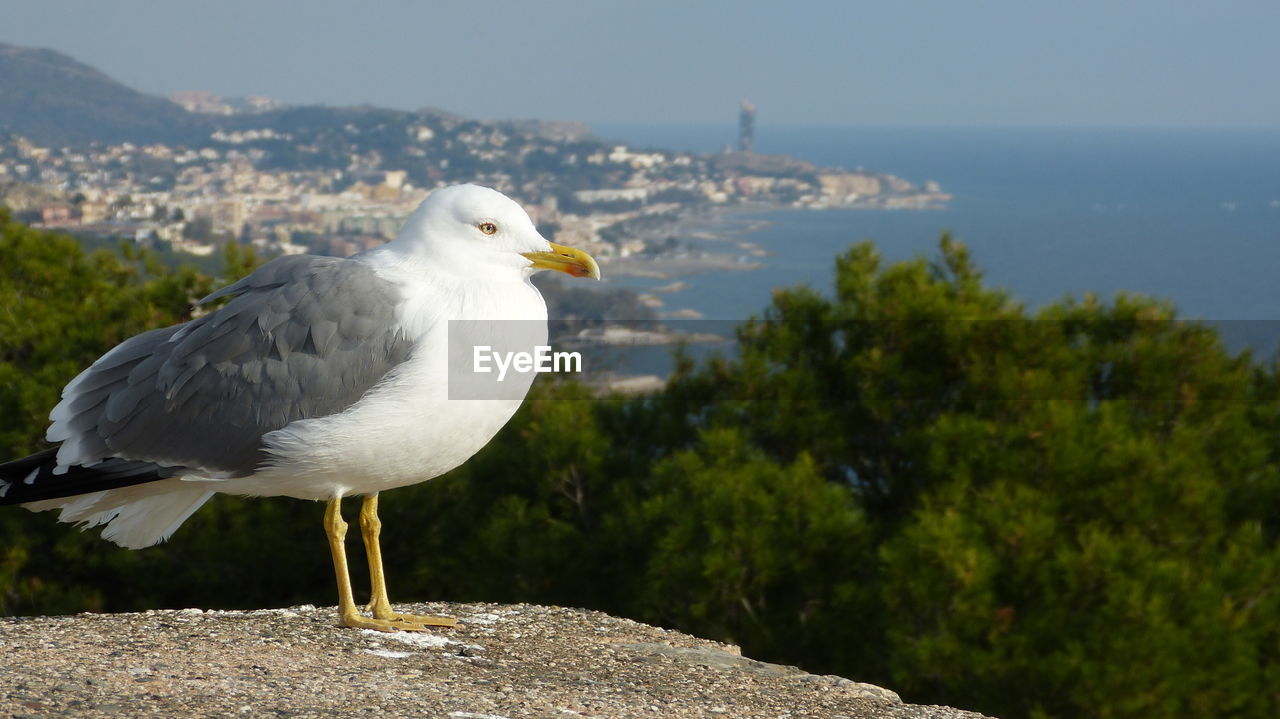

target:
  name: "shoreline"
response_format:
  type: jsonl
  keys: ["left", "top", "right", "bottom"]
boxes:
{"left": 595, "top": 198, "right": 950, "bottom": 317}
{"left": 596, "top": 192, "right": 950, "bottom": 281}
{"left": 595, "top": 204, "right": 780, "bottom": 280}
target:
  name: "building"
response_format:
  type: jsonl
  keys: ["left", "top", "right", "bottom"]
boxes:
{"left": 738, "top": 100, "right": 756, "bottom": 153}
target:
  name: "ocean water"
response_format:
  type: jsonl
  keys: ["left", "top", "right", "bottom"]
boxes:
{"left": 592, "top": 125, "right": 1280, "bottom": 327}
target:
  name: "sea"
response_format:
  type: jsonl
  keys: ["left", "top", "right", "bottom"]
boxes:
{"left": 593, "top": 124, "right": 1280, "bottom": 316}
{"left": 586, "top": 124, "right": 1280, "bottom": 362}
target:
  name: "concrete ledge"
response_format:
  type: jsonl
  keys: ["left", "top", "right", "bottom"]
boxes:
{"left": 0, "top": 602, "right": 993, "bottom": 718}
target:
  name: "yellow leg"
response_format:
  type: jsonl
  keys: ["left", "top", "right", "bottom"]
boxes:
{"left": 324, "top": 497, "right": 430, "bottom": 632}
{"left": 359, "top": 493, "right": 457, "bottom": 628}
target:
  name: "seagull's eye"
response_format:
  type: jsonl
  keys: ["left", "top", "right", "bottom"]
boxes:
{"left": 478, "top": 222, "right": 499, "bottom": 235}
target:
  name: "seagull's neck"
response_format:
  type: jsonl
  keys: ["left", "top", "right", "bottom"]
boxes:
{"left": 354, "top": 246, "right": 547, "bottom": 342}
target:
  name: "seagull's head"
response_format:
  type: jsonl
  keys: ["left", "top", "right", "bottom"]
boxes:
{"left": 391, "top": 184, "right": 600, "bottom": 282}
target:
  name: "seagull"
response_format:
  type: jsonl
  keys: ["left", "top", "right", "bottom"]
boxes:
{"left": 0, "top": 184, "right": 600, "bottom": 631}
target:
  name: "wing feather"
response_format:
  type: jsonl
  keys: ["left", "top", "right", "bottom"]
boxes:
{"left": 46, "top": 255, "right": 411, "bottom": 480}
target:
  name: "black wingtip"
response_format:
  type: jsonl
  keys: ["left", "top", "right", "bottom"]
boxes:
{"left": 0, "top": 448, "right": 172, "bottom": 505}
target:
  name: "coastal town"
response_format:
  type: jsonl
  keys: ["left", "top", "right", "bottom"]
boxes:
{"left": 0, "top": 94, "right": 949, "bottom": 270}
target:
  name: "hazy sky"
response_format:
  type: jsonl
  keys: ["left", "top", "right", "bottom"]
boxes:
{"left": 4, "top": 0, "right": 1278, "bottom": 129}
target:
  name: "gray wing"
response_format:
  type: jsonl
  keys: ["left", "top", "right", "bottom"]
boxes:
{"left": 47, "top": 255, "right": 412, "bottom": 477}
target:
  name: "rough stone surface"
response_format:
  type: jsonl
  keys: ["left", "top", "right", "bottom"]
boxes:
{"left": 0, "top": 602, "right": 994, "bottom": 718}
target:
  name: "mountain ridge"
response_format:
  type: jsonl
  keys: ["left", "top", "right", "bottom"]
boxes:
{"left": 0, "top": 42, "right": 206, "bottom": 144}
{"left": 0, "top": 42, "right": 595, "bottom": 148}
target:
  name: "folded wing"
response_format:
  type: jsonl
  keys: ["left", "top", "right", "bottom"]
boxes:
{"left": 1, "top": 255, "right": 411, "bottom": 506}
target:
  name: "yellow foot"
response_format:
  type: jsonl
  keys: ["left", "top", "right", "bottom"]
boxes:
{"left": 339, "top": 611, "right": 442, "bottom": 632}
{"left": 367, "top": 606, "right": 460, "bottom": 628}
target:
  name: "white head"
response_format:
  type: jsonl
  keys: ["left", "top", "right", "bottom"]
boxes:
{"left": 389, "top": 184, "right": 598, "bottom": 282}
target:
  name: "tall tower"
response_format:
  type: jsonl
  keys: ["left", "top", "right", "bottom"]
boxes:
{"left": 738, "top": 99, "right": 756, "bottom": 153}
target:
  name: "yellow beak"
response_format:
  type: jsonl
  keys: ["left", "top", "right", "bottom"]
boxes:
{"left": 522, "top": 242, "right": 601, "bottom": 280}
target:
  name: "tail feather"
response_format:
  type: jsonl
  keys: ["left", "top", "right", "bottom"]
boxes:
{"left": 2, "top": 449, "right": 214, "bottom": 549}
{"left": 22, "top": 482, "right": 216, "bottom": 549}
{"left": 0, "top": 448, "right": 175, "bottom": 505}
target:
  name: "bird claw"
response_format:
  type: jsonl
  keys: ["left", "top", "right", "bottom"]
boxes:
{"left": 340, "top": 611, "right": 442, "bottom": 632}
{"left": 352, "top": 599, "right": 460, "bottom": 630}
{"left": 365, "top": 603, "right": 459, "bottom": 628}
{"left": 383, "top": 611, "right": 460, "bottom": 628}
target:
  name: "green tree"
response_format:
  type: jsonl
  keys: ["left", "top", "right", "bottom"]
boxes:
{"left": 0, "top": 211, "right": 209, "bottom": 458}
{"left": 636, "top": 427, "right": 869, "bottom": 670}
{"left": 0, "top": 214, "right": 273, "bottom": 616}
{"left": 662, "top": 238, "right": 1280, "bottom": 718}
{"left": 0, "top": 209, "right": 212, "bottom": 613}
{"left": 183, "top": 215, "right": 213, "bottom": 242}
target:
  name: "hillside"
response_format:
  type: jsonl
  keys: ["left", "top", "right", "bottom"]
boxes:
{"left": 0, "top": 44, "right": 584, "bottom": 151}
{"left": 0, "top": 42, "right": 205, "bottom": 145}
{"left": 0, "top": 43, "right": 486, "bottom": 149}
